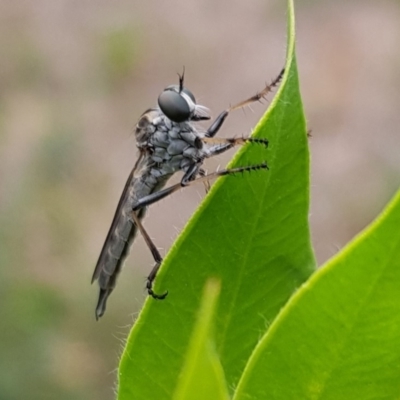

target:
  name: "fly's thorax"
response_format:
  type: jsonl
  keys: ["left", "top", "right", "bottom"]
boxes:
{"left": 136, "top": 109, "right": 201, "bottom": 145}
{"left": 150, "top": 119, "right": 205, "bottom": 169}
{"left": 135, "top": 108, "right": 207, "bottom": 187}
{"left": 135, "top": 109, "right": 159, "bottom": 147}
{"left": 148, "top": 113, "right": 204, "bottom": 160}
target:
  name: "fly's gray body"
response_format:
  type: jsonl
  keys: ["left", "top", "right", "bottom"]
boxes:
{"left": 92, "top": 69, "right": 284, "bottom": 319}
{"left": 92, "top": 108, "right": 219, "bottom": 317}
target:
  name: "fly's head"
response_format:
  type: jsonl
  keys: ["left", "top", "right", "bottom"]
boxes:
{"left": 158, "top": 71, "right": 210, "bottom": 123}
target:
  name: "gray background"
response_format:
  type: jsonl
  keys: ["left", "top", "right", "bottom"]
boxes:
{"left": 0, "top": 1, "right": 399, "bottom": 398}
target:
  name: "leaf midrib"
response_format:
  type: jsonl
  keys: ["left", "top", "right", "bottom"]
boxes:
{"left": 217, "top": 71, "right": 290, "bottom": 362}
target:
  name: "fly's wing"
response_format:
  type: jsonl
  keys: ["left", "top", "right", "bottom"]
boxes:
{"left": 92, "top": 109, "right": 163, "bottom": 320}
{"left": 91, "top": 153, "right": 146, "bottom": 320}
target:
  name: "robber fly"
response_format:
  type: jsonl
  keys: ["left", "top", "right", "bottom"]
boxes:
{"left": 91, "top": 69, "right": 284, "bottom": 319}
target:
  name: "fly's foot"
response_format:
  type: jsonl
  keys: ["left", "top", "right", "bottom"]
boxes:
{"left": 147, "top": 278, "right": 168, "bottom": 299}
{"left": 148, "top": 288, "right": 169, "bottom": 300}
{"left": 245, "top": 137, "right": 269, "bottom": 148}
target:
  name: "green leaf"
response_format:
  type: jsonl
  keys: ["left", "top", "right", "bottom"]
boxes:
{"left": 233, "top": 192, "right": 400, "bottom": 399}
{"left": 173, "top": 280, "right": 229, "bottom": 400}
{"left": 118, "top": 1, "right": 314, "bottom": 398}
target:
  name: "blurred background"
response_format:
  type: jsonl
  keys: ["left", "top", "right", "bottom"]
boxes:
{"left": 0, "top": 0, "right": 399, "bottom": 398}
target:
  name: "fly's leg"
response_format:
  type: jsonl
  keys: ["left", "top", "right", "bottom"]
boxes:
{"left": 198, "top": 168, "right": 211, "bottom": 193}
{"left": 130, "top": 163, "right": 202, "bottom": 300}
{"left": 132, "top": 137, "right": 269, "bottom": 211}
{"left": 130, "top": 211, "right": 168, "bottom": 299}
{"left": 132, "top": 140, "right": 269, "bottom": 298}
{"left": 132, "top": 161, "right": 269, "bottom": 212}
{"left": 205, "top": 68, "right": 284, "bottom": 138}
{"left": 203, "top": 136, "right": 269, "bottom": 156}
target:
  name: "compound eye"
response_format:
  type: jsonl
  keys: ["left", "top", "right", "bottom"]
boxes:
{"left": 181, "top": 88, "right": 196, "bottom": 103}
{"left": 164, "top": 85, "right": 196, "bottom": 104}
{"left": 158, "top": 90, "right": 191, "bottom": 123}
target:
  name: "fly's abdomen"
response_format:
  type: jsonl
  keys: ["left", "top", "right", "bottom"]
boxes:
{"left": 91, "top": 168, "right": 147, "bottom": 319}
{"left": 97, "top": 212, "right": 135, "bottom": 284}
{"left": 93, "top": 205, "right": 146, "bottom": 319}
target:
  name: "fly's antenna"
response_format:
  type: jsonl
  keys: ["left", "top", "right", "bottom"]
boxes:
{"left": 178, "top": 66, "right": 185, "bottom": 93}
